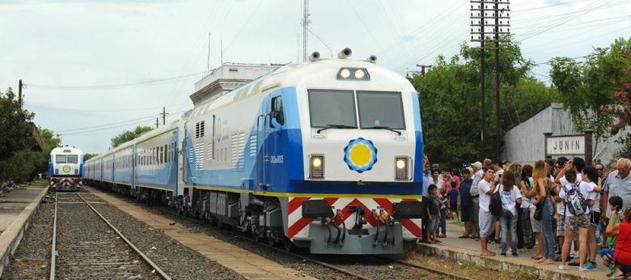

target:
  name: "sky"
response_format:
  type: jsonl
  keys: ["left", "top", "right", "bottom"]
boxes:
{"left": 1, "top": 0, "right": 629, "bottom": 153}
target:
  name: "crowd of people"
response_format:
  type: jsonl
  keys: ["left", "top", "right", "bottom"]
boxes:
{"left": 421, "top": 156, "right": 631, "bottom": 278}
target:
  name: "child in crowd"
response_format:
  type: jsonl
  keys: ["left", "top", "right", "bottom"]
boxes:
{"left": 439, "top": 187, "right": 449, "bottom": 237}
{"left": 448, "top": 181, "right": 459, "bottom": 220}
{"left": 601, "top": 196, "right": 624, "bottom": 277}
{"left": 426, "top": 184, "right": 441, "bottom": 243}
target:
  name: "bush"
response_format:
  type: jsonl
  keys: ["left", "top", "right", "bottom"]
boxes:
{"left": 0, "top": 150, "right": 48, "bottom": 184}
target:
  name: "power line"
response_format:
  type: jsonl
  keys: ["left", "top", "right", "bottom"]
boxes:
{"left": 27, "top": 102, "right": 190, "bottom": 114}
{"left": 516, "top": 0, "right": 614, "bottom": 42}
{"left": 26, "top": 71, "right": 205, "bottom": 90}
{"left": 344, "top": 0, "right": 383, "bottom": 50}
{"left": 58, "top": 115, "right": 158, "bottom": 133}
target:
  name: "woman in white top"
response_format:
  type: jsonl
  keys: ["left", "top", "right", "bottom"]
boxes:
{"left": 558, "top": 167, "right": 602, "bottom": 271}
{"left": 584, "top": 166, "right": 601, "bottom": 271}
{"left": 499, "top": 170, "right": 522, "bottom": 256}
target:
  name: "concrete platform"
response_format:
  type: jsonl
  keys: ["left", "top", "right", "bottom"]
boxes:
{"left": 0, "top": 187, "right": 49, "bottom": 277}
{"left": 416, "top": 220, "right": 606, "bottom": 280}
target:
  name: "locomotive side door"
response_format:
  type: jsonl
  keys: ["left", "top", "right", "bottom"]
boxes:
{"left": 264, "top": 92, "right": 285, "bottom": 191}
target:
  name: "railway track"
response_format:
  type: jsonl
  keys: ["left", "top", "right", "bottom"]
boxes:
{"left": 49, "top": 192, "right": 171, "bottom": 280}
{"left": 245, "top": 234, "right": 472, "bottom": 280}
{"left": 81, "top": 186, "right": 473, "bottom": 280}
{"left": 160, "top": 202, "right": 472, "bottom": 280}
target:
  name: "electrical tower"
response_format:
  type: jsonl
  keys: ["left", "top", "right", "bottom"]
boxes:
{"left": 302, "top": 0, "right": 310, "bottom": 63}
{"left": 470, "top": 0, "right": 510, "bottom": 159}
{"left": 416, "top": 64, "right": 433, "bottom": 76}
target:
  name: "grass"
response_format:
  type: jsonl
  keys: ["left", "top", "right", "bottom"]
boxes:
{"left": 27, "top": 179, "right": 49, "bottom": 188}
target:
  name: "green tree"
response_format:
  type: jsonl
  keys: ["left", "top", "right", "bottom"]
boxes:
{"left": 0, "top": 88, "right": 51, "bottom": 183}
{"left": 39, "top": 127, "right": 61, "bottom": 153}
{"left": 0, "top": 88, "right": 36, "bottom": 161}
{"left": 410, "top": 40, "right": 558, "bottom": 168}
{"left": 111, "top": 126, "right": 153, "bottom": 148}
{"left": 550, "top": 37, "right": 631, "bottom": 150}
{"left": 84, "top": 153, "right": 98, "bottom": 160}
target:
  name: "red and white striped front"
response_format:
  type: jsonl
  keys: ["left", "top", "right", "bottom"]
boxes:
{"left": 287, "top": 197, "right": 421, "bottom": 240}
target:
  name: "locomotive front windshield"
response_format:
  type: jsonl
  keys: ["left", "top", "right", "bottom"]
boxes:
{"left": 308, "top": 90, "right": 405, "bottom": 130}
{"left": 357, "top": 91, "right": 405, "bottom": 129}
{"left": 56, "top": 154, "right": 78, "bottom": 164}
{"left": 308, "top": 90, "right": 357, "bottom": 128}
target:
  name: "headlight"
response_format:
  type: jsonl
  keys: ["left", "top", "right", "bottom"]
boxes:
{"left": 55, "top": 169, "right": 59, "bottom": 174}
{"left": 309, "top": 155, "right": 324, "bottom": 179}
{"left": 337, "top": 67, "right": 370, "bottom": 80}
{"left": 354, "top": 69, "right": 365, "bottom": 79}
{"left": 74, "top": 169, "right": 78, "bottom": 175}
{"left": 395, "top": 156, "right": 409, "bottom": 180}
{"left": 340, "top": 69, "right": 351, "bottom": 79}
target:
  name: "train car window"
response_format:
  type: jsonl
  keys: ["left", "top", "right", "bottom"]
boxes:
{"left": 271, "top": 96, "right": 285, "bottom": 126}
{"left": 55, "top": 155, "right": 67, "bottom": 163}
{"left": 200, "top": 121, "right": 205, "bottom": 137}
{"left": 308, "top": 90, "right": 357, "bottom": 128}
{"left": 164, "top": 144, "right": 168, "bottom": 163}
{"left": 357, "top": 91, "right": 405, "bottom": 129}
{"left": 195, "top": 122, "right": 200, "bottom": 138}
{"left": 161, "top": 146, "right": 165, "bottom": 164}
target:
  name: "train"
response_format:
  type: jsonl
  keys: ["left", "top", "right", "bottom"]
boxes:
{"left": 84, "top": 49, "right": 425, "bottom": 255}
{"left": 49, "top": 145, "right": 84, "bottom": 191}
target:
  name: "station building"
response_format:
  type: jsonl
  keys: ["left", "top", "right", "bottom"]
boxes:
{"left": 503, "top": 103, "right": 629, "bottom": 164}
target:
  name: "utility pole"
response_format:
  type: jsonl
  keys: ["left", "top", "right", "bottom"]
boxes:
{"left": 207, "top": 32, "right": 211, "bottom": 71}
{"left": 220, "top": 38, "right": 224, "bottom": 65}
{"left": 471, "top": 0, "right": 510, "bottom": 159}
{"left": 302, "top": 0, "right": 310, "bottom": 63}
{"left": 18, "top": 79, "right": 24, "bottom": 105}
{"left": 493, "top": 0, "right": 510, "bottom": 160}
{"left": 160, "top": 107, "right": 169, "bottom": 126}
{"left": 416, "top": 64, "right": 432, "bottom": 76}
{"left": 471, "top": 1, "right": 486, "bottom": 158}
{"left": 155, "top": 118, "right": 159, "bottom": 129}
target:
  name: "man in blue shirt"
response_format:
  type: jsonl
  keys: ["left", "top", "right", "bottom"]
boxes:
{"left": 459, "top": 168, "right": 474, "bottom": 238}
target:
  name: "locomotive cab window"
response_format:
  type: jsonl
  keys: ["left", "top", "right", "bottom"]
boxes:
{"left": 357, "top": 91, "right": 405, "bottom": 129}
{"left": 55, "top": 155, "right": 67, "bottom": 163}
{"left": 67, "top": 155, "right": 78, "bottom": 164}
{"left": 271, "top": 96, "right": 284, "bottom": 126}
{"left": 308, "top": 90, "right": 357, "bottom": 128}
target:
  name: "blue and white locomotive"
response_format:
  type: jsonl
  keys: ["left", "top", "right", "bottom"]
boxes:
{"left": 85, "top": 49, "right": 424, "bottom": 254}
{"left": 49, "top": 145, "right": 84, "bottom": 191}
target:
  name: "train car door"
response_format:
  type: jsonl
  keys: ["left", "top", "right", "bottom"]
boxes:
{"left": 263, "top": 92, "right": 285, "bottom": 192}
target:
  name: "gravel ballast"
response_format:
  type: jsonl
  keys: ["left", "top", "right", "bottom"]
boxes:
{"left": 86, "top": 194, "right": 242, "bottom": 280}
{"left": 1, "top": 195, "right": 55, "bottom": 280}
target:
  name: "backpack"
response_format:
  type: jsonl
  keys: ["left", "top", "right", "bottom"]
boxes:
{"left": 489, "top": 188, "right": 503, "bottom": 217}
{"left": 564, "top": 182, "right": 587, "bottom": 216}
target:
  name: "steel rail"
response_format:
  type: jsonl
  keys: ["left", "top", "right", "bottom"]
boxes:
{"left": 134, "top": 201, "right": 374, "bottom": 280}
{"left": 75, "top": 193, "right": 172, "bottom": 280}
{"left": 49, "top": 192, "right": 58, "bottom": 280}
{"left": 254, "top": 240, "right": 374, "bottom": 280}
{"left": 394, "top": 258, "right": 474, "bottom": 280}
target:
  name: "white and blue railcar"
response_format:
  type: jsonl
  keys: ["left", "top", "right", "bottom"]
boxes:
{"left": 85, "top": 51, "right": 425, "bottom": 254}
{"left": 49, "top": 146, "right": 84, "bottom": 191}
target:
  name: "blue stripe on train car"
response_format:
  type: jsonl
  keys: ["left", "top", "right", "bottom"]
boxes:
{"left": 411, "top": 92, "right": 424, "bottom": 183}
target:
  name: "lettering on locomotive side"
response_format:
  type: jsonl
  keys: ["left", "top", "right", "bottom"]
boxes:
{"left": 270, "top": 155, "right": 284, "bottom": 164}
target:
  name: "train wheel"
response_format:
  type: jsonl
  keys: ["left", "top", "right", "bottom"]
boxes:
{"left": 281, "top": 239, "right": 294, "bottom": 252}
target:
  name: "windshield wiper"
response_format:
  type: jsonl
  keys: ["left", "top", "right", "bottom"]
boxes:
{"left": 363, "top": 126, "right": 402, "bottom": 135}
{"left": 316, "top": 124, "right": 356, "bottom": 133}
